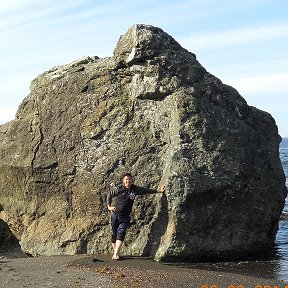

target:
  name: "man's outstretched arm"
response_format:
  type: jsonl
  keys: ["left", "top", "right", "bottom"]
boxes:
{"left": 136, "top": 184, "right": 166, "bottom": 195}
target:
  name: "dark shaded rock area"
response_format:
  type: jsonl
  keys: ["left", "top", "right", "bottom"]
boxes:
{"left": 0, "top": 24, "right": 286, "bottom": 261}
{"left": 0, "top": 219, "right": 19, "bottom": 251}
{"left": 0, "top": 204, "right": 19, "bottom": 250}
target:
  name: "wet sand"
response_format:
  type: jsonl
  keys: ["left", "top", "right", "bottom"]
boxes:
{"left": 0, "top": 255, "right": 109, "bottom": 288}
{"left": 1, "top": 254, "right": 287, "bottom": 288}
{"left": 68, "top": 255, "right": 288, "bottom": 287}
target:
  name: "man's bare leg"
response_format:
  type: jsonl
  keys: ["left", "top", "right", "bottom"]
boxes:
{"left": 112, "top": 240, "right": 122, "bottom": 259}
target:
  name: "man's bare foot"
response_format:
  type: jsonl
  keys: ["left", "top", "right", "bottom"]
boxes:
{"left": 112, "top": 255, "right": 119, "bottom": 260}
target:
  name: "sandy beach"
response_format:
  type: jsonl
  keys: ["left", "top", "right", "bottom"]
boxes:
{"left": 0, "top": 255, "right": 109, "bottom": 288}
{"left": 0, "top": 254, "right": 287, "bottom": 288}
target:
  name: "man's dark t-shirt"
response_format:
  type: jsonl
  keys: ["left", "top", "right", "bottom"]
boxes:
{"left": 106, "top": 184, "right": 157, "bottom": 216}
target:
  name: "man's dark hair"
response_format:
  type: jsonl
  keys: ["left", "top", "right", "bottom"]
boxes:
{"left": 122, "top": 172, "right": 133, "bottom": 179}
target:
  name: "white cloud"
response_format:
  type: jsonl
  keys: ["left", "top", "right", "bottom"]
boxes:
{"left": 225, "top": 73, "right": 288, "bottom": 95}
{"left": 0, "top": 72, "right": 32, "bottom": 102}
{"left": 206, "top": 54, "right": 288, "bottom": 80}
{"left": 179, "top": 23, "right": 288, "bottom": 50}
{"left": 0, "top": 106, "right": 17, "bottom": 124}
{"left": 0, "top": 0, "right": 86, "bottom": 31}
{"left": 0, "top": 0, "right": 38, "bottom": 11}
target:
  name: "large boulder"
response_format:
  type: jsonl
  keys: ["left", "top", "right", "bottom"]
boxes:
{"left": 0, "top": 24, "right": 286, "bottom": 261}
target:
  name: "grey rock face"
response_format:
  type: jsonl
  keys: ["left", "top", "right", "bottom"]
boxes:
{"left": 0, "top": 24, "right": 286, "bottom": 261}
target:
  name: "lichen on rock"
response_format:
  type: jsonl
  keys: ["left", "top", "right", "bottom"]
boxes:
{"left": 0, "top": 24, "right": 286, "bottom": 261}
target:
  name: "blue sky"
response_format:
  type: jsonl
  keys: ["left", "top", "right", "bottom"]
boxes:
{"left": 0, "top": 0, "right": 287, "bottom": 137}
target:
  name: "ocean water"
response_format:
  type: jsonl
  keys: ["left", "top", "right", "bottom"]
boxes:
{"left": 276, "top": 137, "right": 288, "bottom": 281}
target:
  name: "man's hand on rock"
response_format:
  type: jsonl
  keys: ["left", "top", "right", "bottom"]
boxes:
{"left": 157, "top": 185, "right": 166, "bottom": 193}
{"left": 108, "top": 206, "right": 116, "bottom": 212}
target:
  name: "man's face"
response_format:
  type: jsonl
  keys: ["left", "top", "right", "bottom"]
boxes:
{"left": 123, "top": 176, "right": 132, "bottom": 188}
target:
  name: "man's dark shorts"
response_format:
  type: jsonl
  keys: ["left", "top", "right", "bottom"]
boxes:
{"left": 111, "top": 213, "right": 130, "bottom": 243}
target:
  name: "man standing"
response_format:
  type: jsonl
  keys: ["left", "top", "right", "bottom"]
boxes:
{"left": 106, "top": 173, "right": 165, "bottom": 260}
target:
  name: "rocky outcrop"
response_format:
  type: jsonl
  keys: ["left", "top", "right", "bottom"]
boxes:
{"left": 0, "top": 24, "right": 287, "bottom": 261}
